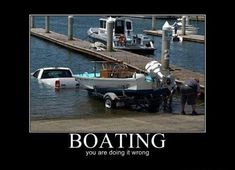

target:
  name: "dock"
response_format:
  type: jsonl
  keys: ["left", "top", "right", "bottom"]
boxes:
{"left": 30, "top": 28, "right": 205, "bottom": 90}
{"left": 143, "top": 30, "right": 205, "bottom": 43}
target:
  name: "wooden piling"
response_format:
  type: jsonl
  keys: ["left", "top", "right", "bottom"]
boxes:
{"left": 107, "top": 19, "right": 114, "bottom": 52}
{"left": 152, "top": 16, "right": 156, "bottom": 30}
{"left": 161, "top": 21, "right": 171, "bottom": 70}
{"left": 182, "top": 16, "right": 186, "bottom": 35}
{"left": 45, "top": 16, "right": 49, "bottom": 33}
{"left": 68, "top": 16, "right": 74, "bottom": 40}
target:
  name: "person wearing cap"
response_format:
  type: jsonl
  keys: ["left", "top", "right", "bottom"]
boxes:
{"left": 163, "top": 76, "right": 177, "bottom": 112}
{"left": 173, "top": 22, "right": 178, "bottom": 34}
{"left": 180, "top": 78, "right": 200, "bottom": 115}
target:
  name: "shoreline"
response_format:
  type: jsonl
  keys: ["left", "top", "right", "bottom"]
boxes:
{"left": 30, "top": 112, "right": 205, "bottom": 133}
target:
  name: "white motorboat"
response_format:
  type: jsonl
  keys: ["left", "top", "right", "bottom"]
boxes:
{"left": 73, "top": 61, "right": 176, "bottom": 111}
{"left": 73, "top": 61, "right": 172, "bottom": 97}
{"left": 176, "top": 22, "right": 198, "bottom": 35}
{"left": 172, "top": 16, "right": 199, "bottom": 35}
{"left": 87, "top": 17, "right": 156, "bottom": 55}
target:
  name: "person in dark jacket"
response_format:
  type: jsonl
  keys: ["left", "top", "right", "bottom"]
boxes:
{"left": 172, "top": 22, "right": 178, "bottom": 34}
{"left": 180, "top": 78, "right": 200, "bottom": 115}
{"left": 163, "top": 76, "right": 177, "bottom": 112}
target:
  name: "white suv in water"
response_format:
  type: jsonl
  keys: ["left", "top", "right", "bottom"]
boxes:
{"left": 31, "top": 67, "right": 79, "bottom": 89}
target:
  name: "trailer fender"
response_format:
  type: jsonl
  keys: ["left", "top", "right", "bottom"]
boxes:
{"left": 103, "top": 92, "right": 119, "bottom": 101}
{"left": 104, "top": 93, "right": 119, "bottom": 109}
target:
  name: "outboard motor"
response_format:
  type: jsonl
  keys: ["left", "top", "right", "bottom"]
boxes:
{"left": 145, "top": 60, "right": 176, "bottom": 87}
{"left": 145, "top": 60, "right": 164, "bottom": 81}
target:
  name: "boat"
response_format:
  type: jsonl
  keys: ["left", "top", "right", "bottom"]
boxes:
{"left": 172, "top": 34, "right": 183, "bottom": 42}
{"left": 73, "top": 61, "right": 174, "bottom": 110}
{"left": 171, "top": 16, "right": 199, "bottom": 35}
{"left": 87, "top": 17, "right": 156, "bottom": 55}
{"left": 74, "top": 61, "right": 165, "bottom": 96}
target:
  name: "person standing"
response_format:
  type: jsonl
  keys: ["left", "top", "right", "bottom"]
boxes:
{"left": 163, "top": 76, "right": 177, "bottom": 112}
{"left": 180, "top": 78, "right": 200, "bottom": 115}
{"left": 172, "top": 22, "right": 178, "bottom": 35}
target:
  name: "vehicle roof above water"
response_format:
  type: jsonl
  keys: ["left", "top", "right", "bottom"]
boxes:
{"left": 38, "top": 67, "right": 72, "bottom": 71}
{"left": 32, "top": 67, "right": 74, "bottom": 76}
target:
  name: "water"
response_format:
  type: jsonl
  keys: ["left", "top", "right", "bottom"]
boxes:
{"left": 30, "top": 16, "right": 205, "bottom": 120}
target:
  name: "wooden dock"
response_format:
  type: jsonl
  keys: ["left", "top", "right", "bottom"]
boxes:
{"left": 143, "top": 30, "right": 205, "bottom": 43}
{"left": 30, "top": 28, "right": 205, "bottom": 90}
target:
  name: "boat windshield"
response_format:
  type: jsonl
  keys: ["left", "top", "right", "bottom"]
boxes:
{"left": 100, "top": 20, "right": 106, "bottom": 29}
{"left": 115, "top": 20, "right": 125, "bottom": 34}
{"left": 126, "top": 21, "right": 132, "bottom": 30}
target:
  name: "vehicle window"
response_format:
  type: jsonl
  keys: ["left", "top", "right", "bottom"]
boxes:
{"left": 41, "top": 69, "right": 72, "bottom": 79}
{"left": 33, "top": 70, "right": 40, "bottom": 78}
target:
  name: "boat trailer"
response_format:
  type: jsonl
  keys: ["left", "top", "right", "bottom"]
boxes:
{"left": 88, "top": 87, "right": 166, "bottom": 112}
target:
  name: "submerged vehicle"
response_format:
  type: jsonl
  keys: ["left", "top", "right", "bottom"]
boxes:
{"left": 87, "top": 17, "right": 156, "bottom": 54}
{"left": 31, "top": 67, "right": 79, "bottom": 89}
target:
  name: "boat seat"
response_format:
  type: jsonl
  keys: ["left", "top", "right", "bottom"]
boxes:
{"left": 100, "top": 69, "right": 112, "bottom": 78}
{"left": 111, "top": 70, "right": 133, "bottom": 78}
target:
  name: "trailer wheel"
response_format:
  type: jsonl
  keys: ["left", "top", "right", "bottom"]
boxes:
{"left": 104, "top": 96, "right": 116, "bottom": 109}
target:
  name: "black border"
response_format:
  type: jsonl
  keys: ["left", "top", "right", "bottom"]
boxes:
{"left": 10, "top": 2, "right": 226, "bottom": 167}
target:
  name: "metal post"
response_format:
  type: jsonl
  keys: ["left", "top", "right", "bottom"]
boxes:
{"left": 186, "top": 15, "right": 189, "bottom": 25}
{"left": 152, "top": 16, "right": 156, "bottom": 30}
{"left": 30, "top": 16, "right": 34, "bottom": 28}
{"left": 45, "top": 16, "right": 49, "bottom": 33}
{"left": 107, "top": 19, "right": 114, "bottom": 52}
{"left": 68, "top": 15, "right": 74, "bottom": 40}
{"left": 182, "top": 16, "right": 186, "bottom": 35}
{"left": 161, "top": 21, "right": 171, "bottom": 70}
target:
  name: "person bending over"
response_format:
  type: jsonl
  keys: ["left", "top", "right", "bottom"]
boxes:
{"left": 180, "top": 78, "right": 200, "bottom": 115}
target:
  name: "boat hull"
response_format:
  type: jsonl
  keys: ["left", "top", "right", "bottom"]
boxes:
{"left": 87, "top": 87, "right": 169, "bottom": 97}
{"left": 177, "top": 29, "right": 198, "bottom": 35}
{"left": 74, "top": 73, "right": 168, "bottom": 97}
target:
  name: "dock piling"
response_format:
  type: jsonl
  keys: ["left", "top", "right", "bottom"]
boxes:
{"left": 152, "top": 16, "right": 156, "bottom": 30}
{"left": 107, "top": 19, "right": 114, "bottom": 52}
{"left": 182, "top": 16, "right": 186, "bottom": 35}
{"left": 45, "top": 16, "right": 50, "bottom": 33}
{"left": 161, "top": 21, "right": 172, "bottom": 70}
{"left": 68, "top": 15, "right": 74, "bottom": 40}
{"left": 30, "top": 16, "right": 34, "bottom": 28}
{"left": 186, "top": 15, "right": 189, "bottom": 25}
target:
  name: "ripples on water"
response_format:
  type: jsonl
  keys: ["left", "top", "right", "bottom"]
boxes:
{"left": 30, "top": 16, "right": 205, "bottom": 120}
